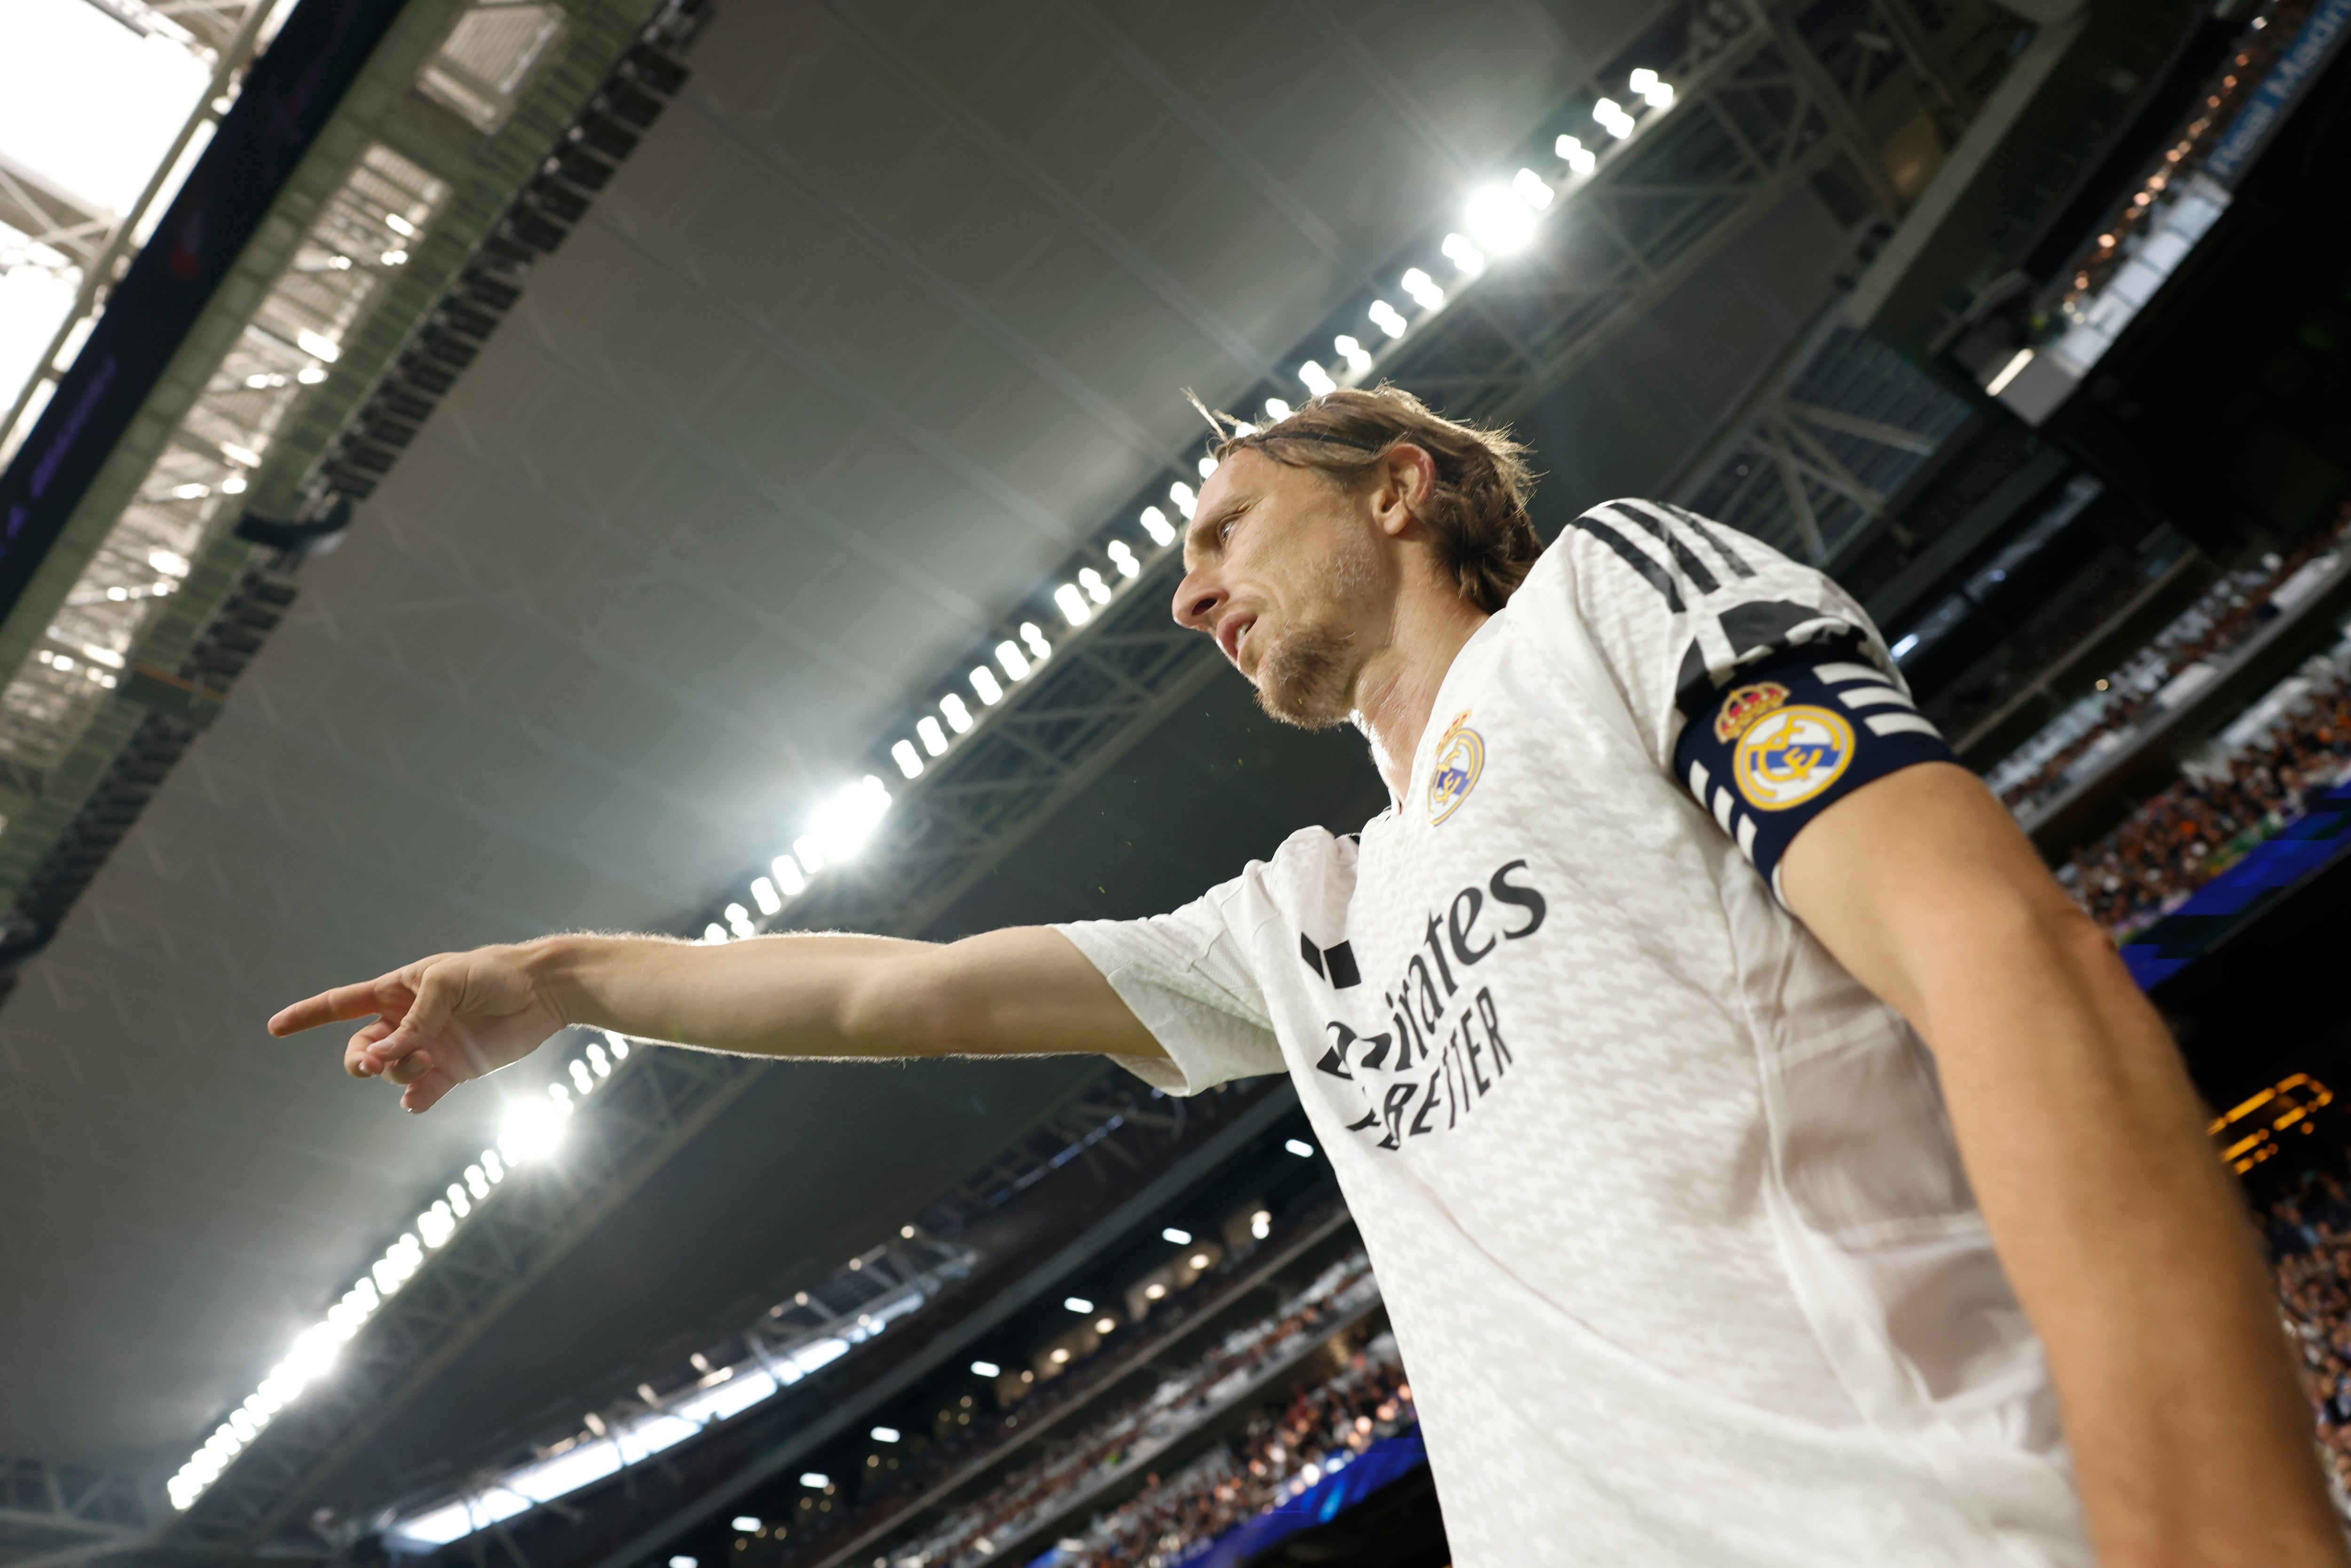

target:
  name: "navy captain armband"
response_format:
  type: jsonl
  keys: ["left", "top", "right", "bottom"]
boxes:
{"left": 1670, "top": 648, "right": 1957, "bottom": 901}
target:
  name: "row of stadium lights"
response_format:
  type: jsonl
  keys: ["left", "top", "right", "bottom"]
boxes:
{"left": 665, "top": 1157, "right": 1315, "bottom": 1567}
{"left": 703, "top": 68, "right": 1677, "bottom": 947}
{"left": 167, "top": 65, "right": 1674, "bottom": 1519}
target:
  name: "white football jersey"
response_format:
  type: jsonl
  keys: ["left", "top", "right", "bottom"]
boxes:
{"left": 1061, "top": 501, "right": 2091, "bottom": 1567}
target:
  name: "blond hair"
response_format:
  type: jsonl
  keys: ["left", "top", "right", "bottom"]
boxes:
{"left": 1207, "top": 385, "right": 1540, "bottom": 613}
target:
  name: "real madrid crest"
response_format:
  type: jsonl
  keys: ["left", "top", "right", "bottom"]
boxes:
{"left": 1733, "top": 704, "right": 1854, "bottom": 810}
{"left": 1427, "top": 709, "right": 1484, "bottom": 826}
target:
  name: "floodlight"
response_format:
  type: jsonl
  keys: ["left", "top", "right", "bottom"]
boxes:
{"left": 1263, "top": 397, "right": 1293, "bottom": 422}
{"left": 1298, "top": 360, "right": 1337, "bottom": 397}
{"left": 970, "top": 666, "right": 1004, "bottom": 705}
{"left": 891, "top": 740, "right": 923, "bottom": 779}
{"left": 1197, "top": 454, "right": 1216, "bottom": 479}
{"left": 940, "top": 693, "right": 975, "bottom": 733}
{"left": 1440, "top": 232, "right": 1486, "bottom": 277}
{"left": 499, "top": 1097, "right": 563, "bottom": 1163}
{"left": 1285, "top": 1138, "right": 1315, "bottom": 1158}
{"left": 1168, "top": 481, "right": 1197, "bottom": 519}
{"left": 732, "top": 1518, "right": 761, "bottom": 1532}
{"left": 772, "top": 854, "right": 808, "bottom": 894}
{"left": 1162, "top": 1227, "right": 1191, "bottom": 1245}
{"left": 872, "top": 1426, "right": 900, "bottom": 1442}
{"left": 1064, "top": 1296, "right": 1093, "bottom": 1313}
{"left": 995, "top": 640, "right": 1032, "bottom": 680}
{"left": 750, "top": 877, "right": 782, "bottom": 915}
{"left": 970, "top": 1360, "right": 1001, "bottom": 1377}
{"left": 296, "top": 329, "right": 340, "bottom": 362}
{"left": 1367, "top": 299, "right": 1407, "bottom": 339}
{"left": 1078, "top": 567, "right": 1111, "bottom": 604}
{"left": 916, "top": 716, "right": 949, "bottom": 756}
{"left": 1107, "top": 540, "right": 1140, "bottom": 578}
{"left": 805, "top": 777, "right": 891, "bottom": 863}
{"left": 1465, "top": 185, "right": 1537, "bottom": 252}
{"left": 1512, "top": 168, "right": 1554, "bottom": 210}
{"left": 1139, "top": 505, "right": 1176, "bottom": 546}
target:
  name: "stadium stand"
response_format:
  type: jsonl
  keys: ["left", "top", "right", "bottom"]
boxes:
{"left": 755, "top": 1239, "right": 1404, "bottom": 1568}
{"left": 2264, "top": 1176, "right": 2351, "bottom": 1510}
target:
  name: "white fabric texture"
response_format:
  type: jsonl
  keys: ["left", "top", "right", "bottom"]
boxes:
{"left": 1055, "top": 502, "right": 2091, "bottom": 1567}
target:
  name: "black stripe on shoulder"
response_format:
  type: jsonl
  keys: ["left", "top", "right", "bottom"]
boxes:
{"left": 1596, "top": 502, "right": 1720, "bottom": 597}
{"left": 1572, "top": 512, "right": 1684, "bottom": 612}
{"left": 1659, "top": 502, "right": 1755, "bottom": 579}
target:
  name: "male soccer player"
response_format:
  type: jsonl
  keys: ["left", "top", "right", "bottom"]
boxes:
{"left": 275, "top": 388, "right": 2343, "bottom": 1566}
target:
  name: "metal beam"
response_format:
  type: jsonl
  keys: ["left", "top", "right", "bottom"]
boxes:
{"left": 0, "top": 1455, "right": 149, "bottom": 1568}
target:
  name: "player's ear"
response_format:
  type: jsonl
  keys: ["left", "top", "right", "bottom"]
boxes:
{"left": 1373, "top": 444, "right": 1436, "bottom": 539}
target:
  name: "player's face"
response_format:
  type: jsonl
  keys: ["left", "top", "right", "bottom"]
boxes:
{"left": 1172, "top": 448, "right": 1389, "bottom": 729}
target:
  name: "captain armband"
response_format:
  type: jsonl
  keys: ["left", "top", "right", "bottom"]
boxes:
{"left": 1669, "top": 648, "right": 1958, "bottom": 901}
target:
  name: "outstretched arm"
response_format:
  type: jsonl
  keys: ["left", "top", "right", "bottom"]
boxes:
{"left": 268, "top": 927, "right": 1163, "bottom": 1113}
{"left": 1782, "top": 762, "right": 2345, "bottom": 1568}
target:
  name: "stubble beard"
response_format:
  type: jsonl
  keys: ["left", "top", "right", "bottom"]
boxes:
{"left": 1250, "top": 532, "right": 1375, "bottom": 731}
{"left": 1253, "top": 623, "right": 1357, "bottom": 729}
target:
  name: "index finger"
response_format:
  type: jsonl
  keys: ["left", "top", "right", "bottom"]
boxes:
{"left": 269, "top": 977, "right": 403, "bottom": 1038}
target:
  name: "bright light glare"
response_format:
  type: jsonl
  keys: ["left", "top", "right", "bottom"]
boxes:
{"left": 1196, "top": 454, "right": 1216, "bottom": 479}
{"left": 1333, "top": 334, "right": 1372, "bottom": 374}
{"left": 891, "top": 739, "right": 923, "bottom": 779}
{"left": 970, "top": 1360, "right": 1000, "bottom": 1378}
{"left": 733, "top": 1517, "right": 761, "bottom": 1532}
{"left": 1019, "top": 622, "right": 1051, "bottom": 662}
{"left": 1440, "top": 233, "right": 1485, "bottom": 278}
{"left": 995, "top": 639, "right": 1032, "bottom": 680}
{"left": 1366, "top": 299, "right": 1406, "bottom": 339}
{"left": 1554, "top": 135, "right": 1596, "bottom": 174}
{"left": 1162, "top": 1227, "right": 1191, "bottom": 1244}
{"left": 941, "top": 693, "right": 975, "bottom": 733}
{"left": 1594, "top": 97, "right": 1636, "bottom": 139}
{"left": 1139, "top": 505, "right": 1176, "bottom": 546}
{"left": 1168, "top": 481, "right": 1197, "bottom": 520}
{"left": 750, "top": 876, "right": 782, "bottom": 915}
{"left": 297, "top": 365, "right": 327, "bottom": 384}
{"left": 1095, "top": 1316, "right": 1115, "bottom": 1333}
{"left": 1984, "top": 347, "right": 2035, "bottom": 396}
{"left": 1511, "top": 168, "right": 1554, "bottom": 211}
{"left": 800, "top": 1473, "right": 829, "bottom": 1489}
{"left": 1053, "top": 583, "right": 1092, "bottom": 627}
{"left": 797, "top": 830, "right": 826, "bottom": 871}
{"left": 1251, "top": 1209, "right": 1272, "bottom": 1239}
{"left": 1078, "top": 567, "right": 1111, "bottom": 605}
{"left": 296, "top": 328, "right": 340, "bottom": 362}
{"left": 1400, "top": 268, "right": 1444, "bottom": 310}
{"left": 1263, "top": 397, "right": 1293, "bottom": 422}
{"left": 1063, "top": 1296, "right": 1093, "bottom": 1313}
{"left": 771, "top": 854, "right": 808, "bottom": 895}
{"left": 873, "top": 1425, "right": 900, "bottom": 1441}
{"left": 725, "top": 902, "right": 755, "bottom": 939}
{"left": 0, "top": 0, "right": 212, "bottom": 213}
{"left": 1106, "top": 540, "right": 1140, "bottom": 578}
{"left": 1285, "top": 1138, "right": 1316, "bottom": 1158}
{"left": 1465, "top": 186, "right": 1537, "bottom": 253}
{"left": 805, "top": 775, "right": 891, "bottom": 863}
{"left": 500, "top": 1098, "right": 563, "bottom": 1164}
{"left": 916, "top": 716, "right": 949, "bottom": 756}
{"left": 1890, "top": 633, "right": 1921, "bottom": 660}
{"left": 1298, "top": 360, "right": 1337, "bottom": 397}
{"left": 970, "top": 666, "right": 1004, "bottom": 705}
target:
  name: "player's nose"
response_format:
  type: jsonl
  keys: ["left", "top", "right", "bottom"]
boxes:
{"left": 1172, "top": 567, "right": 1225, "bottom": 634}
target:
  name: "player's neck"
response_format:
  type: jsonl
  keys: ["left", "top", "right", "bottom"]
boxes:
{"left": 1352, "top": 586, "right": 1490, "bottom": 798}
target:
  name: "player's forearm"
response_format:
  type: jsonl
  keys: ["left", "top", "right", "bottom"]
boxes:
{"left": 527, "top": 930, "right": 943, "bottom": 1059}
{"left": 1919, "top": 903, "right": 2343, "bottom": 1567}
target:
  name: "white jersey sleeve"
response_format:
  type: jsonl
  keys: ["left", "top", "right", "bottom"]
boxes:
{"left": 1544, "top": 497, "right": 1905, "bottom": 767}
{"left": 1054, "top": 874, "right": 1286, "bottom": 1096}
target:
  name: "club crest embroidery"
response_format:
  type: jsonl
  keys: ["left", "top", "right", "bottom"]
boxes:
{"left": 1426, "top": 710, "right": 1485, "bottom": 826}
{"left": 1735, "top": 705, "right": 1854, "bottom": 810}
{"left": 1714, "top": 681, "right": 1789, "bottom": 742}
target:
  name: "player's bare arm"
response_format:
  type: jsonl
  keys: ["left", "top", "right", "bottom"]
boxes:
{"left": 268, "top": 926, "right": 1162, "bottom": 1114}
{"left": 1783, "top": 762, "right": 2347, "bottom": 1568}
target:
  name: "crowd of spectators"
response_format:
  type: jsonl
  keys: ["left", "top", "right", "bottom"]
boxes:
{"left": 2055, "top": 653, "right": 2351, "bottom": 937}
{"left": 2263, "top": 1174, "right": 2351, "bottom": 1511}
{"left": 1987, "top": 516, "right": 2347, "bottom": 816}
{"left": 1053, "top": 1334, "right": 1411, "bottom": 1568}
{"left": 895, "top": 1254, "right": 1384, "bottom": 1568}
